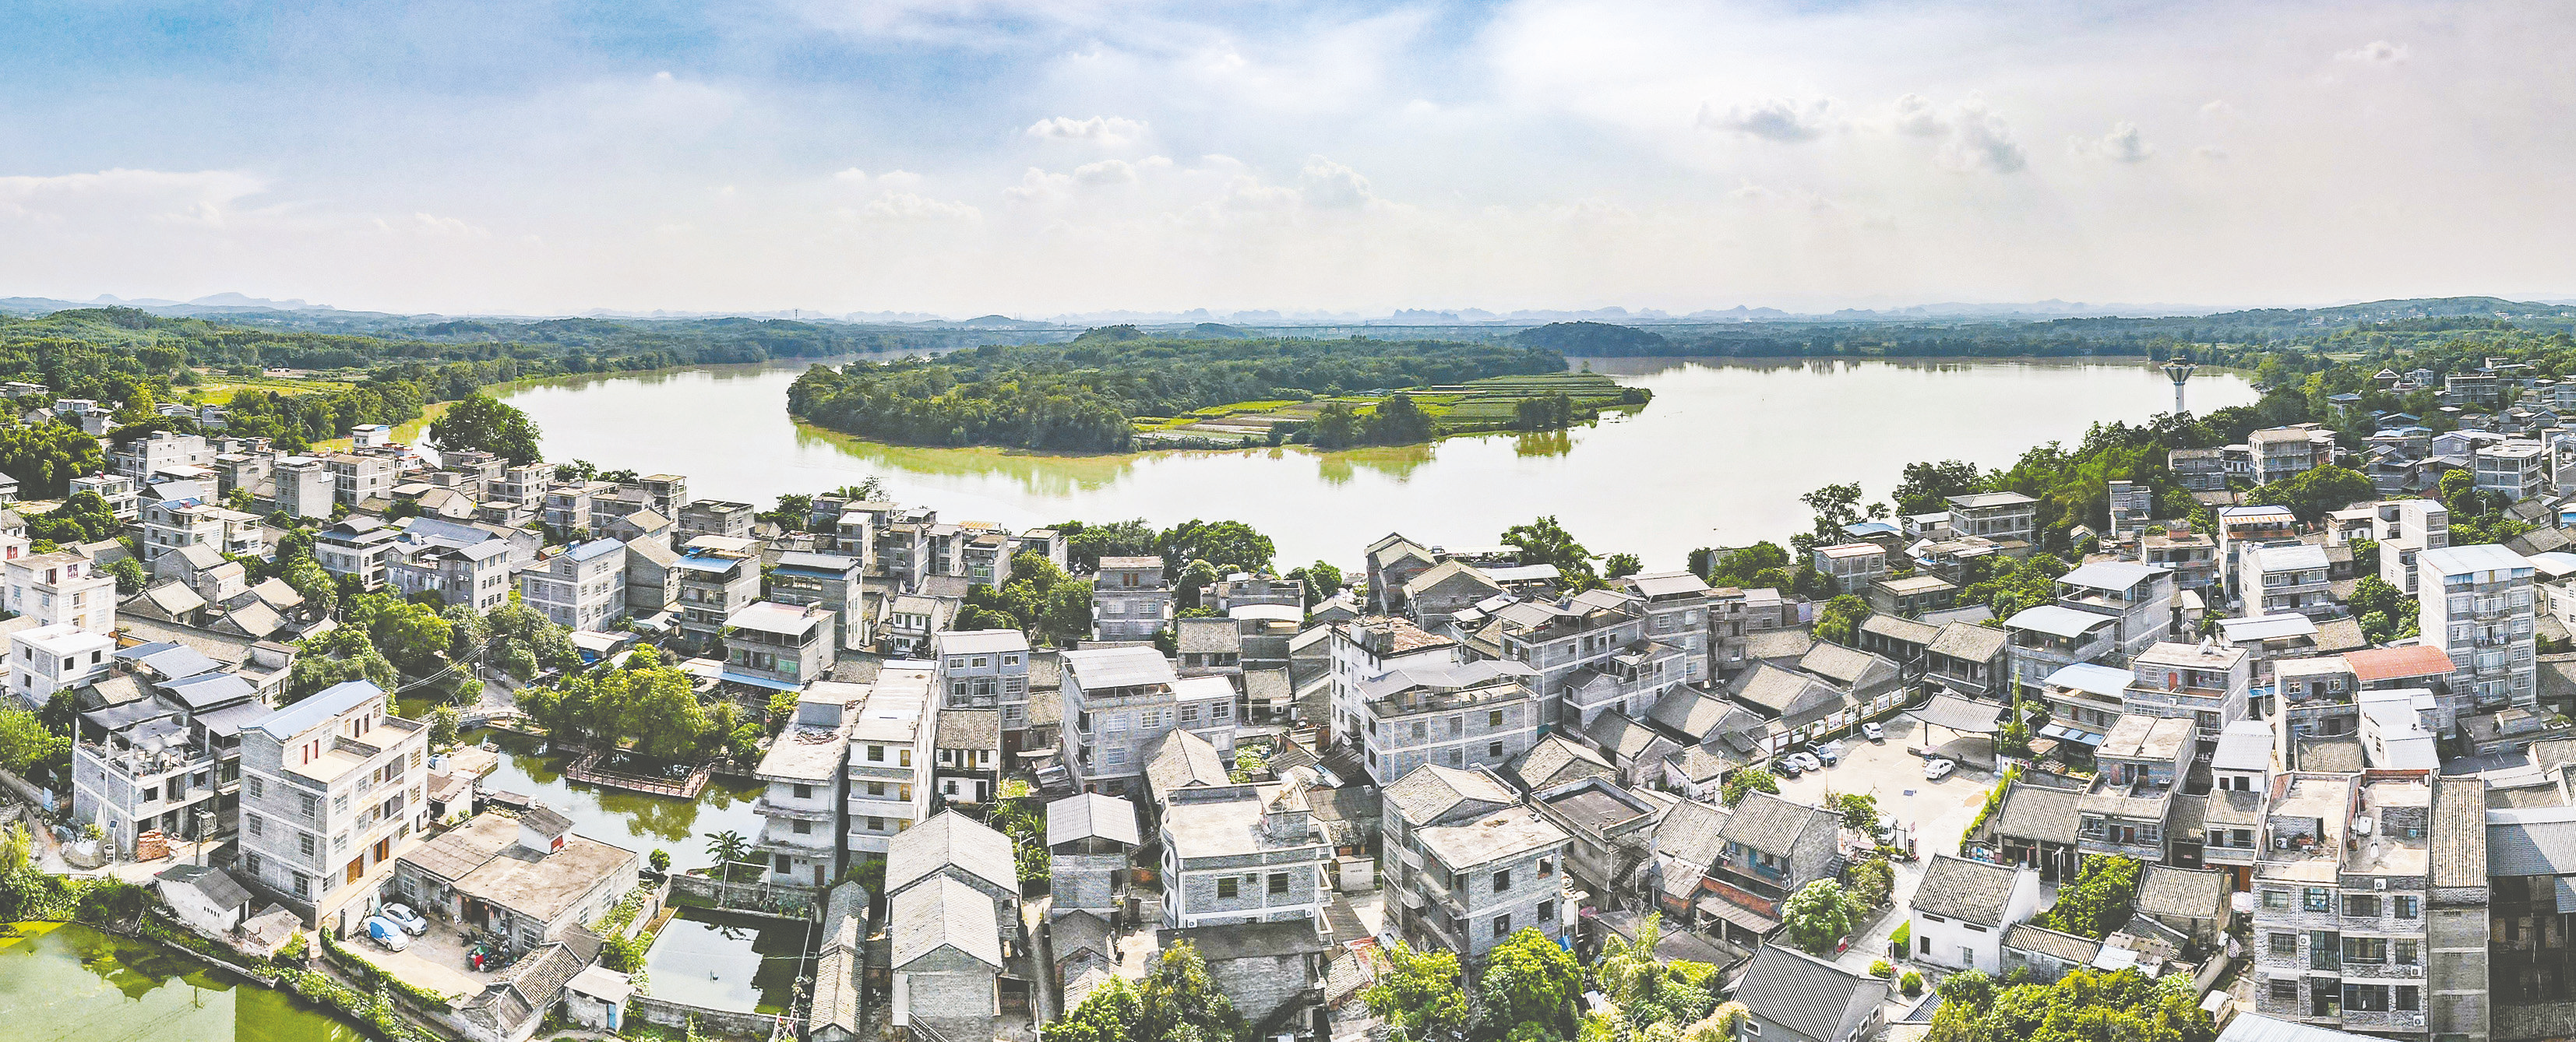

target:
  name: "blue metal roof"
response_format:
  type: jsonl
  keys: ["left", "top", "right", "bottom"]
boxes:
{"left": 567, "top": 538, "right": 626, "bottom": 562}
{"left": 719, "top": 671, "right": 805, "bottom": 692}
{"left": 250, "top": 680, "right": 386, "bottom": 739}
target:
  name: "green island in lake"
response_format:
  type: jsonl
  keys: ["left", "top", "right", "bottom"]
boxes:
{"left": 784, "top": 325, "right": 1653, "bottom": 452}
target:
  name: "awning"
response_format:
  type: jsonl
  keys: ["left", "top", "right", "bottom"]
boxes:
{"left": 1909, "top": 694, "right": 2005, "bottom": 735}
{"left": 2039, "top": 722, "right": 2108, "bottom": 746}
{"left": 1694, "top": 893, "right": 1781, "bottom": 934}
{"left": 719, "top": 671, "right": 806, "bottom": 692}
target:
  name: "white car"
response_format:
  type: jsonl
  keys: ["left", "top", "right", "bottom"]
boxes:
{"left": 1783, "top": 752, "right": 1824, "bottom": 773}
{"left": 1923, "top": 758, "right": 1957, "bottom": 781}
{"left": 379, "top": 903, "right": 429, "bottom": 935}
{"left": 1860, "top": 722, "right": 1886, "bottom": 743}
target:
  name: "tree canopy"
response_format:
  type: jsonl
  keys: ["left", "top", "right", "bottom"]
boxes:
{"left": 428, "top": 393, "right": 544, "bottom": 464}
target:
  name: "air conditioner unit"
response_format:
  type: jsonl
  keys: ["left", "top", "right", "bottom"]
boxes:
{"left": 2373, "top": 878, "right": 2387, "bottom": 891}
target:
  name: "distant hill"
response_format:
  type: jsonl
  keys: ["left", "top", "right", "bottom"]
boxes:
{"left": 1509, "top": 321, "right": 1672, "bottom": 355}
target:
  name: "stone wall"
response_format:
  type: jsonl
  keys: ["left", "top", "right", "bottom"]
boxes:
{"left": 1053, "top": 852, "right": 1122, "bottom": 914}
{"left": 628, "top": 994, "right": 789, "bottom": 1039}
{"left": 1204, "top": 952, "right": 1318, "bottom": 1031}
{"left": 669, "top": 873, "right": 821, "bottom": 919}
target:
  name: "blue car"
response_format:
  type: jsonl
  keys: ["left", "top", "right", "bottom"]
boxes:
{"left": 363, "top": 915, "right": 412, "bottom": 952}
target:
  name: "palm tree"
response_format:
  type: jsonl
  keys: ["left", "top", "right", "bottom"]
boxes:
{"left": 703, "top": 829, "right": 751, "bottom": 878}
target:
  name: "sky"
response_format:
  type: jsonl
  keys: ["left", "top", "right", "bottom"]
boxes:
{"left": 1, "top": 0, "right": 2571, "bottom": 318}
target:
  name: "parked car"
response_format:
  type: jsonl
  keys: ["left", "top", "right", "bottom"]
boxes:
{"left": 1811, "top": 741, "right": 1844, "bottom": 766}
{"left": 363, "top": 916, "right": 412, "bottom": 952}
{"left": 1782, "top": 752, "right": 1824, "bottom": 774}
{"left": 379, "top": 903, "right": 428, "bottom": 935}
{"left": 1860, "top": 722, "right": 1886, "bottom": 744}
{"left": 1924, "top": 758, "right": 1957, "bottom": 781}
{"left": 1773, "top": 755, "right": 1805, "bottom": 777}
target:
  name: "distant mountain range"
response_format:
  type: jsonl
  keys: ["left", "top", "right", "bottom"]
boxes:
{"left": 2, "top": 291, "right": 2571, "bottom": 333}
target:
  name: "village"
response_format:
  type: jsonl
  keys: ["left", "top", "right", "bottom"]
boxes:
{"left": 7, "top": 354, "right": 2576, "bottom": 1042}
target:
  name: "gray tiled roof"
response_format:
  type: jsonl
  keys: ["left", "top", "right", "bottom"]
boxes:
{"left": 2003, "top": 922, "right": 2102, "bottom": 965}
{"left": 891, "top": 876, "right": 1005, "bottom": 969}
{"left": 1798, "top": 642, "right": 1898, "bottom": 690}
{"left": 1718, "top": 790, "right": 1832, "bottom": 857}
{"left": 1654, "top": 799, "right": 1732, "bottom": 868}
{"left": 1910, "top": 854, "right": 2021, "bottom": 925}
{"left": 1513, "top": 734, "right": 1613, "bottom": 791}
{"left": 1384, "top": 763, "right": 1515, "bottom": 827}
{"left": 1585, "top": 709, "right": 1679, "bottom": 766}
{"left": 1046, "top": 793, "right": 1141, "bottom": 848}
{"left": 1145, "top": 729, "right": 1232, "bottom": 802}
{"left": 1992, "top": 782, "right": 2081, "bottom": 844}
{"left": 2431, "top": 776, "right": 2490, "bottom": 890}
{"left": 886, "top": 811, "right": 1019, "bottom": 897}
{"left": 1928, "top": 622, "right": 2008, "bottom": 662}
{"left": 2134, "top": 864, "right": 2229, "bottom": 920}
{"left": 1739, "top": 945, "right": 1888, "bottom": 1042}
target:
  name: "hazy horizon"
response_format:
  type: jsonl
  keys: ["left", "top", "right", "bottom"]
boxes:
{"left": 6, "top": 2, "right": 2572, "bottom": 316}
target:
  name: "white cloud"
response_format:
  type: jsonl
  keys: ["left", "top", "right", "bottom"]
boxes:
{"left": 1891, "top": 94, "right": 1945, "bottom": 137}
{"left": 1003, "top": 167, "right": 1072, "bottom": 202}
{"left": 1298, "top": 157, "right": 1375, "bottom": 209}
{"left": 2071, "top": 121, "right": 2155, "bottom": 163}
{"left": 1884, "top": 96, "right": 2027, "bottom": 173}
{"left": 2201, "top": 100, "right": 2239, "bottom": 118}
{"left": 1697, "top": 97, "right": 1839, "bottom": 143}
{"left": 377, "top": 212, "right": 492, "bottom": 238}
{"left": 2196, "top": 146, "right": 2229, "bottom": 161}
{"left": 1073, "top": 159, "right": 1137, "bottom": 185}
{"left": 2338, "top": 40, "right": 2409, "bottom": 62}
{"left": 862, "top": 192, "right": 980, "bottom": 220}
{"left": 0, "top": 168, "right": 268, "bottom": 226}
{"left": 1024, "top": 115, "right": 1147, "bottom": 146}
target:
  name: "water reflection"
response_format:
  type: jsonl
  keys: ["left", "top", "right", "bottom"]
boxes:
{"left": 461, "top": 729, "right": 763, "bottom": 868}
{"left": 0, "top": 922, "right": 365, "bottom": 1042}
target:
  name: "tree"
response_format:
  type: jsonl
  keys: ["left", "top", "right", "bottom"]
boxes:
{"left": 1172, "top": 559, "right": 1219, "bottom": 611}
{"left": 2349, "top": 575, "right": 2419, "bottom": 643}
{"left": 0, "top": 420, "right": 104, "bottom": 498}
{"left": 1894, "top": 460, "right": 1985, "bottom": 517}
{"left": 427, "top": 706, "right": 460, "bottom": 750}
{"left": 1848, "top": 857, "right": 1895, "bottom": 909}
{"left": 1801, "top": 483, "right": 1868, "bottom": 540}
{"left": 703, "top": 829, "right": 752, "bottom": 875}
{"left": 0, "top": 704, "right": 68, "bottom": 782}
{"left": 1502, "top": 516, "right": 1598, "bottom": 585}
{"left": 1362, "top": 942, "right": 1471, "bottom": 1042}
{"left": 1834, "top": 793, "right": 1882, "bottom": 836}
{"left": 1721, "top": 767, "right": 1779, "bottom": 806}
{"left": 1133, "top": 942, "right": 1242, "bottom": 1042}
{"left": 2245, "top": 464, "right": 2375, "bottom": 522}
{"left": 1479, "top": 928, "right": 1583, "bottom": 1041}
{"left": 289, "top": 625, "right": 397, "bottom": 699}
{"left": 2041, "top": 855, "right": 2142, "bottom": 939}
{"left": 1782, "top": 878, "right": 1858, "bottom": 955}
{"left": 1815, "top": 594, "right": 1871, "bottom": 644}
{"left": 428, "top": 393, "right": 544, "bottom": 464}
{"left": 1158, "top": 519, "right": 1276, "bottom": 574}
{"left": 649, "top": 849, "right": 671, "bottom": 875}
{"left": 1602, "top": 552, "right": 1643, "bottom": 579}
{"left": 1045, "top": 977, "right": 1146, "bottom": 1042}
{"left": 107, "top": 556, "right": 145, "bottom": 595}
{"left": 1288, "top": 560, "right": 1344, "bottom": 605}
{"left": 1061, "top": 518, "right": 1158, "bottom": 572}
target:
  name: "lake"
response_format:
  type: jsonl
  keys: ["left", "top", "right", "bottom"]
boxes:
{"left": 495, "top": 356, "right": 2257, "bottom": 571}
{"left": 0, "top": 921, "right": 364, "bottom": 1042}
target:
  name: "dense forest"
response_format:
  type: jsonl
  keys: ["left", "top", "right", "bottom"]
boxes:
{"left": 785, "top": 327, "right": 1569, "bottom": 451}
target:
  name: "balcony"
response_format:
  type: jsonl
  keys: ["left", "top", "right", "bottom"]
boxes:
{"left": 756, "top": 821, "right": 838, "bottom": 853}
{"left": 754, "top": 796, "right": 835, "bottom": 822}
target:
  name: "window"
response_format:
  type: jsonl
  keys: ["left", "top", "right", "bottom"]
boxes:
{"left": 300, "top": 833, "right": 315, "bottom": 856}
{"left": 1494, "top": 870, "right": 1512, "bottom": 892}
{"left": 1212, "top": 702, "right": 1229, "bottom": 720}
{"left": 867, "top": 816, "right": 885, "bottom": 831}
{"left": 2396, "top": 986, "right": 2419, "bottom": 1012}
{"left": 299, "top": 793, "right": 317, "bottom": 818}
{"left": 248, "top": 815, "right": 263, "bottom": 836}
{"left": 2261, "top": 889, "right": 2289, "bottom": 910}
{"left": 1219, "top": 877, "right": 1239, "bottom": 899}
{"left": 2303, "top": 888, "right": 2332, "bottom": 913}
{"left": 900, "top": 748, "right": 912, "bottom": 767}
{"left": 142, "top": 787, "right": 158, "bottom": 802}
{"left": 794, "top": 783, "right": 812, "bottom": 799}
{"left": 1270, "top": 873, "right": 1289, "bottom": 895}
{"left": 2270, "top": 980, "right": 2300, "bottom": 1003}
{"left": 2345, "top": 894, "right": 2380, "bottom": 917}
{"left": 245, "top": 853, "right": 261, "bottom": 877}
{"left": 2342, "top": 936, "right": 2386, "bottom": 964}
{"left": 2395, "top": 895, "right": 2420, "bottom": 919}
{"left": 2395, "top": 939, "right": 2419, "bottom": 965}
{"left": 792, "top": 820, "right": 812, "bottom": 835}
{"left": 2269, "top": 934, "right": 2296, "bottom": 956}
{"left": 2310, "top": 931, "right": 2339, "bottom": 970}
{"left": 1493, "top": 915, "right": 1511, "bottom": 938}
{"left": 1743, "top": 1023, "right": 1761, "bottom": 1037}
{"left": 248, "top": 776, "right": 262, "bottom": 799}
{"left": 867, "top": 745, "right": 885, "bottom": 762}
{"left": 1180, "top": 705, "right": 1200, "bottom": 723}
{"left": 1489, "top": 709, "right": 1506, "bottom": 727}
{"left": 1489, "top": 741, "right": 1505, "bottom": 759}
{"left": 1105, "top": 746, "right": 1128, "bottom": 766}
{"left": 292, "top": 872, "right": 310, "bottom": 898}
{"left": 869, "top": 781, "right": 886, "bottom": 797}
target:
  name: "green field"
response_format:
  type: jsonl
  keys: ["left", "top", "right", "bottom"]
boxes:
{"left": 1133, "top": 371, "right": 1644, "bottom": 445}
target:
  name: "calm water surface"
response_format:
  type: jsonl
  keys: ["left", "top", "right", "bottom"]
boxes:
{"left": 448, "top": 728, "right": 764, "bottom": 873}
{"left": 497, "top": 357, "right": 2257, "bottom": 570}
{"left": 0, "top": 921, "right": 364, "bottom": 1042}
{"left": 640, "top": 908, "right": 811, "bottom": 1016}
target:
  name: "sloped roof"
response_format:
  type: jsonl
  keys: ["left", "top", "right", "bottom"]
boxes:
{"left": 1144, "top": 728, "right": 1232, "bottom": 802}
{"left": 1929, "top": 621, "right": 2007, "bottom": 661}
{"left": 1798, "top": 642, "right": 1898, "bottom": 690}
{"left": 2345, "top": 645, "right": 2455, "bottom": 681}
{"left": 1046, "top": 793, "right": 1140, "bottom": 848}
{"left": 1911, "top": 855, "right": 2022, "bottom": 925}
{"left": 1739, "top": 945, "right": 1889, "bottom": 1042}
{"left": 1993, "top": 782, "right": 2082, "bottom": 843}
{"left": 1718, "top": 790, "right": 1833, "bottom": 857}
{"left": 890, "top": 876, "right": 1004, "bottom": 969}
{"left": 1513, "top": 734, "right": 1614, "bottom": 791}
{"left": 2135, "top": 864, "right": 2230, "bottom": 921}
{"left": 885, "top": 811, "right": 1018, "bottom": 898}
{"left": 1384, "top": 762, "right": 1517, "bottom": 827}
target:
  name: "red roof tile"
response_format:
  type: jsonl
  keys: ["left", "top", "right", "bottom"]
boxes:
{"left": 2345, "top": 645, "right": 2454, "bottom": 681}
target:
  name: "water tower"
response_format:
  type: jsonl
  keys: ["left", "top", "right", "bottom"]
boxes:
{"left": 2162, "top": 357, "right": 2197, "bottom": 415}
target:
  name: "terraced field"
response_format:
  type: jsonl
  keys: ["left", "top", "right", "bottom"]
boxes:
{"left": 1133, "top": 371, "right": 1646, "bottom": 445}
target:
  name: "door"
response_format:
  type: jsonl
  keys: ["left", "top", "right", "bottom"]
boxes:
{"left": 346, "top": 857, "right": 364, "bottom": 885}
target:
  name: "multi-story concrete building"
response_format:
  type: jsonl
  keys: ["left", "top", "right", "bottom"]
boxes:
{"left": 2250, "top": 772, "right": 2434, "bottom": 1040}
{"left": 722, "top": 601, "right": 836, "bottom": 692}
{"left": 1948, "top": 491, "right": 2039, "bottom": 551}
{"left": 1813, "top": 543, "right": 1887, "bottom": 596}
{"left": 138, "top": 481, "right": 266, "bottom": 565}
{"left": 1158, "top": 772, "right": 1333, "bottom": 930}
{"left": 1382, "top": 764, "right": 1570, "bottom": 959}
{"left": 1479, "top": 589, "right": 1685, "bottom": 732}
{"left": 518, "top": 538, "right": 630, "bottom": 632}
{"left": 2123, "top": 640, "right": 2253, "bottom": 737}
{"left": 2476, "top": 441, "right": 2550, "bottom": 502}
{"left": 2054, "top": 560, "right": 2175, "bottom": 654}
{"left": 1092, "top": 557, "right": 1173, "bottom": 642}
{"left": 753, "top": 683, "right": 860, "bottom": 886}
{"left": 1701, "top": 790, "right": 1846, "bottom": 950}
{"left": 846, "top": 665, "right": 936, "bottom": 855}
{"left": 5, "top": 551, "right": 116, "bottom": 634}
{"left": 11, "top": 622, "right": 114, "bottom": 708}
{"left": 2247, "top": 544, "right": 2340, "bottom": 620}
{"left": 933, "top": 629, "right": 1033, "bottom": 734}
{"left": 70, "top": 473, "right": 139, "bottom": 521}
{"left": 69, "top": 682, "right": 254, "bottom": 858}
{"left": 1060, "top": 645, "right": 1235, "bottom": 796}
{"left": 2003, "top": 605, "right": 2120, "bottom": 699}
{"left": 321, "top": 452, "right": 394, "bottom": 508}
{"left": 110, "top": 430, "right": 214, "bottom": 481}
{"left": 489, "top": 463, "right": 550, "bottom": 506}
{"left": 672, "top": 543, "right": 762, "bottom": 649}
{"left": 770, "top": 551, "right": 865, "bottom": 649}
{"left": 389, "top": 539, "right": 513, "bottom": 612}
{"left": 1045, "top": 793, "right": 1140, "bottom": 921}
{"left": 2417, "top": 543, "right": 2536, "bottom": 720}
{"left": 2141, "top": 530, "right": 2220, "bottom": 595}
{"left": 541, "top": 480, "right": 614, "bottom": 537}
{"left": 314, "top": 517, "right": 400, "bottom": 590}
{"left": 2170, "top": 447, "right": 2236, "bottom": 493}
{"left": 678, "top": 499, "right": 756, "bottom": 542}
{"left": 2077, "top": 714, "right": 2194, "bottom": 862}
{"left": 2250, "top": 424, "right": 2330, "bottom": 486}
{"left": 236, "top": 680, "right": 431, "bottom": 932}
{"left": 273, "top": 457, "right": 336, "bottom": 519}
{"left": 1351, "top": 659, "right": 1542, "bottom": 787}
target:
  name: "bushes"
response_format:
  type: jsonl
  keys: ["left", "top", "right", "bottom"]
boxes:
{"left": 1869, "top": 959, "right": 1894, "bottom": 977}
{"left": 1901, "top": 971, "right": 1925, "bottom": 997}
{"left": 319, "top": 928, "right": 455, "bottom": 1009}
{"left": 1891, "top": 921, "right": 1911, "bottom": 949}
{"left": 1959, "top": 765, "right": 2022, "bottom": 853}
{"left": 276, "top": 967, "right": 441, "bottom": 1042}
